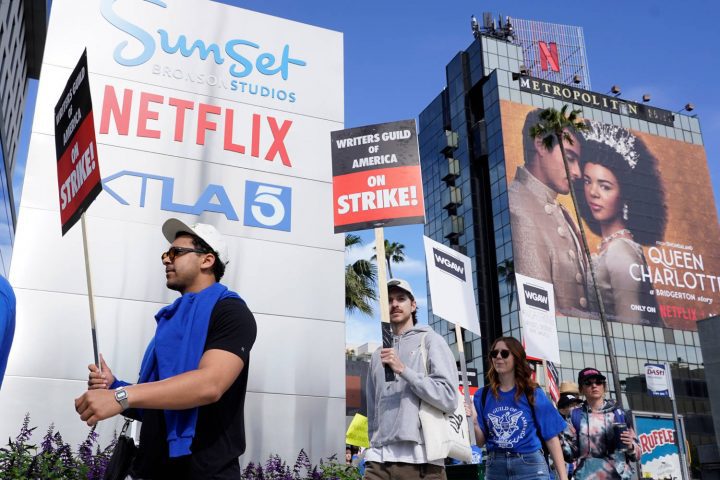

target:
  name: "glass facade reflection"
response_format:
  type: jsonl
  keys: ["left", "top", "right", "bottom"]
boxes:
{"left": 418, "top": 29, "right": 715, "bottom": 468}
{"left": 0, "top": 138, "right": 12, "bottom": 275}
{"left": 0, "top": 0, "right": 46, "bottom": 275}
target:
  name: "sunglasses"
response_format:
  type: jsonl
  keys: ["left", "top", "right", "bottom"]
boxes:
{"left": 490, "top": 349, "right": 511, "bottom": 359}
{"left": 161, "top": 246, "right": 209, "bottom": 263}
{"left": 582, "top": 379, "right": 605, "bottom": 387}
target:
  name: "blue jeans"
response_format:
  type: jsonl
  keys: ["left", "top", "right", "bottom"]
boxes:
{"left": 486, "top": 450, "right": 550, "bottom": 480}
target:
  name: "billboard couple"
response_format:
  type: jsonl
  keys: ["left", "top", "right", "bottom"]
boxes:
{"left": 509, "top": 108, "right": 666, "bottom": 326}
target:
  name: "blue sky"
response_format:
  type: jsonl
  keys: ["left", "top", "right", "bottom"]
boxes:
{"left": 14, "top": 0, "right": 720, "bottom": 346}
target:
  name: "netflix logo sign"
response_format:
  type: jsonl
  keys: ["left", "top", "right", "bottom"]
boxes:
{"left": 538, "top": 41, "right": 560, "bottom": 72}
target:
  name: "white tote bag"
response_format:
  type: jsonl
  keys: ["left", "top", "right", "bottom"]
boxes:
{"left": 418, "top": 333, "right": 472, "bottom": 462}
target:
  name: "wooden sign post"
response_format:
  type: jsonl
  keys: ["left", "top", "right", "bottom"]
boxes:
{"left": 54, "top": 49, "right": 104, "bottom": 366}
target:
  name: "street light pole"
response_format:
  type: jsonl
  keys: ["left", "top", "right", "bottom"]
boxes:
{"left": 667, "top": 362, "right": 690, "bottom": 480}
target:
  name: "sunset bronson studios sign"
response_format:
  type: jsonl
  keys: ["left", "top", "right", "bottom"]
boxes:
{"left": 4, "top": 0, "right": 344, "bottom": 465}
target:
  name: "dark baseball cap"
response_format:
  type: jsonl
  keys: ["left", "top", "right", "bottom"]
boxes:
{"left": 558, "top": 393, "right": 583, "bottom": 409}
{"left": 578, "top": 367, "right": 606, "bottom": 385}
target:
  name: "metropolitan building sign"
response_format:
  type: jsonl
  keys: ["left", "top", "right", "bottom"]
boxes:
{"left": 518, "top": 76, "right": 675, "bottom": 127}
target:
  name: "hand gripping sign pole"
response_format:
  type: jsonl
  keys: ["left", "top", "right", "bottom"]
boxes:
{"left": 454, "top": 325, "right": 477, "bottom": 446}
{"left": 374, "top": 227, "right": 395, "bottom": 382}
{"left": 54, "top": 49, "right": 104, "bottom": 368}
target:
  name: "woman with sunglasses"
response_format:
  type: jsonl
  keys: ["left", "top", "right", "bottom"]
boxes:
{"left": 562, "top": 368, "right": 640, "bottom": 479}
{"left": 469, "top": 337, "right": 568, "bottom": 480}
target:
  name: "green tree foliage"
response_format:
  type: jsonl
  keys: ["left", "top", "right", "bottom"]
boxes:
{"left": 372, "top": 239, "right": 406, "bottom": 279}
{"left": 345, "top": 234, "right": 377, "bottom": 316}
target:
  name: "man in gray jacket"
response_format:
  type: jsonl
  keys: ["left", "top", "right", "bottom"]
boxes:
{"left": 364, "top": 278, "right": 458, "bottom": 480}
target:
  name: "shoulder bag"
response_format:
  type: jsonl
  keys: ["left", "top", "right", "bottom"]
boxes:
{"left": 418, "top": 333, "right": 472, "bottom": 462}
{"left": 104, "top": 418, "right": 137, "bottom": 480}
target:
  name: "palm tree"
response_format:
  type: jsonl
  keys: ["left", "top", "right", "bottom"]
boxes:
{"left": 530, "top": 105, "right": 624, "bottom": 408}
{"left": 345, "top": 234, "right": 377, "bottom": 316}
{"left": 372, "top": 239, "right": 406, "bottom": 278}
{"left": 497, "top": 259, "right": 516, "bottom": 313}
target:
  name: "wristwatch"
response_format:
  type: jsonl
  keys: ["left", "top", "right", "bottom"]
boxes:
{"left": 114, "top": 387, "right": 130, "bottom": 411}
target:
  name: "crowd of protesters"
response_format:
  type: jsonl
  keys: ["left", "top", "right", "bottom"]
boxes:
{"left": 362, "top": 279, "right": 641, "bottom": 480}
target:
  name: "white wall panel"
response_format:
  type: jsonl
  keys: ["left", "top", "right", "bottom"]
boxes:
{"left": 6, "top": 0, "right": 345, "bottom": 463}
{"left": 11, "top": 209, "right": 344, "bottom": 320}
{"left": 242, "top": 392, "right": 345, "bottom": 466}
{"left": 249, "top": 314, "right": 345, "bottom": 397}
{"left": 7, "top": 288, "right": 344, "bottom": 398}
{"left": 6, "top": 288, "right": 157, "bottom": 381}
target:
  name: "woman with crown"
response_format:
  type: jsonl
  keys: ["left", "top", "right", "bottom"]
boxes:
{"left": 577, "top": 121, "right": 666, "bottom": 326}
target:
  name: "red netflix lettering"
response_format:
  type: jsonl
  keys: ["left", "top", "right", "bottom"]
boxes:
{"left": 168, "top": 97, "right": 194, "bottom": 142}
{"left": 137, "top": 92, "right": 163, "bottom": 139}
{"left": 223, "top": 108, "right": 245, "bottom": 154}
{"left": 197, "top": 103, "right": 221, "bottom": 145}
{"left": 265, "top": 116, "right": 292, "bottom": 166}
{"left": 251, "top": 113, "right": 261, "bottom": 158}
{"left": 659, "top": 305, "right": 697, "bottom": 320}
{"left": 99, "top": 86, "right": 293, "bottom": 166}
{"left": 99, "top": 85, "right": 131, "bottom": 135}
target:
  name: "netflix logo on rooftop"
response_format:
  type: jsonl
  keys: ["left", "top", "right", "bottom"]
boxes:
{"left": 538, "top": 41, "right": 560, "bottom": 72}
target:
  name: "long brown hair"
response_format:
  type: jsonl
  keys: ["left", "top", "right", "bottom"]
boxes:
{"left": 486, "top": 336, "right": 538, "bottom": 406}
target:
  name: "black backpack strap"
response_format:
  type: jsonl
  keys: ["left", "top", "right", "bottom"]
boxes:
{"left": 525, "top": 388, "right": 543, "bottom": 439}
{"left": 525, "top": 388, "right": 550, "bottom": 463}
{"left": 480, "top": 386, "right": 491, "bottom": 439}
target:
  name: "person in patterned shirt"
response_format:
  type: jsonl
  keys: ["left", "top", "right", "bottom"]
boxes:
{"left": 562, "top": 368, "right": 641, "bottom": 479}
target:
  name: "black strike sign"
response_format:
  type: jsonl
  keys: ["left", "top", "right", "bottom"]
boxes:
{"left": 54, "top": 49, "right": 103, "bottom": 235}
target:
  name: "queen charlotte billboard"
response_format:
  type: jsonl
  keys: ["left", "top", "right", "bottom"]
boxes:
{"left": 500, "top": 100, "right": 720, "bottom": 331}
{"left": 2, "top": 0, "right": 344, "bottom": 463}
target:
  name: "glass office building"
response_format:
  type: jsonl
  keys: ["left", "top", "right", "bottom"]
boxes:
{"left": 418, "top": 23, "right": 717, "bottom": 473}
{"left": 0, "top": 0, "right": 46, "bottom": 275}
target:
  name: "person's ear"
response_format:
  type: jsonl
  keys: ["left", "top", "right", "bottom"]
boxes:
{"left": 201, "top": 252, "right": 217, "bottom": 270}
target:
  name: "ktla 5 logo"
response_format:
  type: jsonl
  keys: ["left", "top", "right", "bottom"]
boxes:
{"left": 102, "top": 170, "right": 291, "bottom": 231}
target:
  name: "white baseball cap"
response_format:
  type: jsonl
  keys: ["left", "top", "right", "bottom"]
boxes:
{"left": 162, "top": 218, "right": 229, "bottom": 266}
{"left": 387, "top": 278, "right": 414, "bottom": 298}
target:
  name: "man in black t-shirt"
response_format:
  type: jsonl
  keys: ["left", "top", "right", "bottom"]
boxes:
{"left": 75, "top": 219, "right": 257, "bottom": 479}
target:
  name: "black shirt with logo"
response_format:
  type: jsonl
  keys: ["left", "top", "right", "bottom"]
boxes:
{"left": 130, "top": 297, "right": 257, "bottom": 479}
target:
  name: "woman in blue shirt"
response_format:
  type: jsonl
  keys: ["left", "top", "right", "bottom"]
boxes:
{"left": 469, "top": 337, "right": 568, "bottom": 480}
